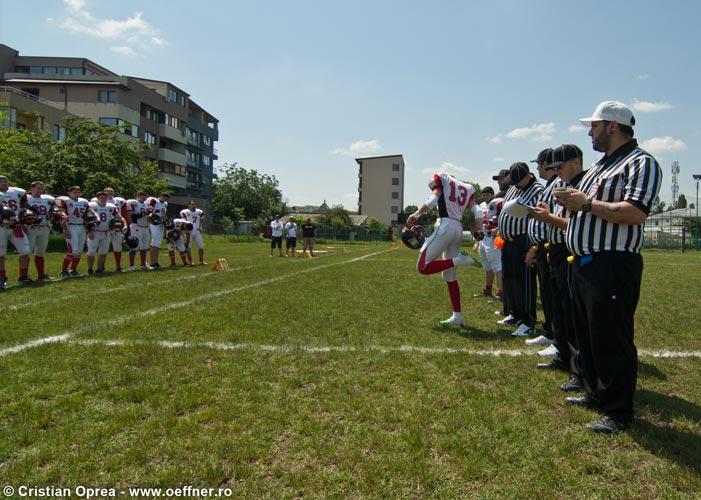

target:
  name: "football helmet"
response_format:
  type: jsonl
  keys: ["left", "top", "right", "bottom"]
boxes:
{"left": 84, "top": 211, "right": 98, "bottom": 231}
{"left": 181, "top": 222, "right": 194, "bottom": 231}
{"left": 166, "top": 228, "right": 181, "bottom": 242}
{"left": 19, "top": 208, "right": 42, "bottom": 226}
{"left": 124, "top": 234, "right": 139, "bottom": 249}
{"left": 0, "top": 206, "right": 15, "bottom": 221}
{"left": 148, "top": 212, "right": 164, "bottom": 225}
{"left": 401, "top": 224, "right": 426, "bottom": 250}
{"left": 50, "top": 207, "right": 66, "bottom": 224}
{"left": 164, "top": 218, "right": 175, "bottom": 230}
{"left": 108, "top": 218, "right": 124, "bottom": 231}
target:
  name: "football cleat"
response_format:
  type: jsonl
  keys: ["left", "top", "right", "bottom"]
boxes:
{"left": 440, "top": 315, "right": 465, "bottom": 328}
{"left": 453, "top": 251, "right": 474, "bottom": 266}
{"left": 401, "top": 224, "right": 426, "bottom": 250}
{"left": 0, "top": 276, "right": 8, "bottom": 289}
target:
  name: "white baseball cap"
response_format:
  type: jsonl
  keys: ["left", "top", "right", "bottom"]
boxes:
{"left": 580, "top": 100, "right": 635, "bottom": 128}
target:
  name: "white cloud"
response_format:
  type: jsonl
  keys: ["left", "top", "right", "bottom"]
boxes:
{"left": 421, "top": 161, "right": 471, "bottom": 177}
{"left": 330, "top": 139, "right": 381, "bottom": 157}
{"left": 637, "top": 74, "right": 651, "bottom": 80}
{"left": 630, "top": 98, "right": 673, "bottom": 113}
{"left": 486, "top": 135, "right": 502, "bottom": 144}
{"left": 52, "top": 0, "right": 166, "bottom": 52}
{"left": 639, "top": 136, "right": 687, "bottom": 154}
{"left": 505, "top": 122, "right": 556, "bottom": 142}
{"left": 568, "top": 124, "right": 585, "bottom": 133}
{"left": 492, "top": 157, "right": 505, "bottom": 162}
{"left": 110, "top": 45, "right": 136, "bottom": 56}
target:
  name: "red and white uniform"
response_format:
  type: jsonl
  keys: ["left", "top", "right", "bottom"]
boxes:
{"left": 125, "top": 199, "right": 150, "bottom": 250}
{"left": 418, "top": 173, "right": 478, "bottom": 282}
{"left": 25, "top": 194, "right": 55, "bottom": 257}
{"left": 56, "top": 196, "right": 90, "bottom": 256}
{"left": 87, "top": 202, "right": 118, "bottom": 256}
{"left": 180, "top": 208, "right": 205, "bottom": 250}
{"left": 0, "top": 186, "right": 30, "bottom": 257}
{"left": 167, "top": 218, "right": 190, "bottom": 253}
{"left": 93, "top": 195, "right": 125, "bottom": 249}
{"left": 478, "top": 197, "right": 503, "bottom": 272}
{"left": 147, "top": 197, "right": 168, "bottom": 247}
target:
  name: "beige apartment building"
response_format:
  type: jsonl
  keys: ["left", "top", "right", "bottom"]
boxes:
{"left": 0, "top": 43, "right": 218, "bottom": 217}
{"left": 355, "top": 154, "right": 405, "bottom": 226}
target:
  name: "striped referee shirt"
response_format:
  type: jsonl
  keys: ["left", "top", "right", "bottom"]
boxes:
{"left": 566, "top": 139, "right": 662, "bottom": 256}
{"left": 528, "top": 176, "right": 561, "bottom": 244}
{"left": 497, "top": 175, "right": 544, "bottom": 238}
{"left": 547, "top": 171, "right": 586, "bottom": 245}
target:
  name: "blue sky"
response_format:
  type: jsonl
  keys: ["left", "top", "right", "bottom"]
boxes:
{"left": 1, "top": 0, "right": 699, "bottom": 209}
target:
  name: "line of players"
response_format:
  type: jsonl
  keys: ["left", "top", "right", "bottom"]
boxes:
{"left": 0, "top": 175, "right": 207, "bottom": 288}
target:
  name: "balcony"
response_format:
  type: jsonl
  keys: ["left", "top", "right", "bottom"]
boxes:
{"left": 158, "top": 123, "right": 186, "bottom": 144}
{"left": 158, "top": 147, "right": 187, "bottom": 165}
{"left": 159, "top": 172, "right": 186, "bottom": 189}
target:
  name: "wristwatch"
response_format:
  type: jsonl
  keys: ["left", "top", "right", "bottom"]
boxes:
{"left": 581, "top": 197, "right": 593, "bottom": 213}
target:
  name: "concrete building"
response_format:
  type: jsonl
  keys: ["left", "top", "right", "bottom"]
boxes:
{"left": 0, "top": 43, "right": 219, "bottom": 217}
{"left": 355, "top": 154, "right": 405, "bottom": 226}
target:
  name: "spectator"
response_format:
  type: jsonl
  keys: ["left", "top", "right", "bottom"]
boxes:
{"left": 301, "top": 217, "right": 316, "bottom": 257}
{"left": 285, "top": 217, "right": 298, "bottom": 257}
{"left": 269, "top": 215, "right": 283, "bottom": 257}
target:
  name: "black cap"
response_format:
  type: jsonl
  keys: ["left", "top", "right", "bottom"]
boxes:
{"left": 481, "top": 186, "right": 494, "bottom": 194}
{"left": 492, "top": 169, "right": 510, "bottom": 181}
{"left": 547, "top": 144, "right": 583, "bottom": 170}
{"left": 530, "top": 148, "right": 553, "bottom": 164}
{"left": 508, "top": 162, "right": 530, "bottom": 186}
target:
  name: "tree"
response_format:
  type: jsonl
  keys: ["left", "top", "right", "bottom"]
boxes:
{"left": 0, "top": 115, "right": 168, "bottom": 197}
{"left": 690, "top": 203, "right": 695, "bottom": 210}
{"left": 651, "top": 196, "right": 666, "bottom": 214}
{"left": 676, "top": 194, "right": 688, "bottom": 209}
{"left": 366, "top": 218, "right": 387, "bottom": 235}
{"left": 212, "top": 163, "right": 286, "bottom": 223}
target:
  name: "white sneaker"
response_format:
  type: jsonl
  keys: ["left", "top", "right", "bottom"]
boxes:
{"left": 494, "top": 310, "right": 503, "bottom": 316}
{"left": 497, "top": 315, "right": 517, "bottom": 325}
{"left": 439, "top": 315, "right": 464, "bottom": 328}
{"left": 127, "top": 265, "right": 137, "bottom": 272}
{"left": 452, "top": 251, "right": 474, "bottom": 266}
{"left": 511, "top": 323, "right": 534, "bottom": 337}
{"left": 142, "top": 264, "right": 153, "bottom": 271}
{"left": 525, "top": 335, "right": 554, "bottom": 346}
{"left": 538, "top": 344, "right": 559, "bottom": 357}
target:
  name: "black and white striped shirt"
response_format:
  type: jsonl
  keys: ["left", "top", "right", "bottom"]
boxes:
{"left": 497, "top": 176, "right": 544, "bottom": 238}
{"left": 566, "top": 140, "right": 662, "bottom": 256}
{"left": 528, "top": 176, "right": 560, "bottom": 244}
{"left": 547, "top": 171, "right": 586, "bottom": 245}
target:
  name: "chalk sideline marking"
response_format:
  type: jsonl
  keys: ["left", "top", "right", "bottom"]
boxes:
{"left": 0, "top": 248, "right": 393, "bottom": 357}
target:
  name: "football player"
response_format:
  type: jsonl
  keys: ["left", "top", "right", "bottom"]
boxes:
{"left": 146, "top": 192, "right": 169, "bottom": 268}
{"left": 0, "top": 175, "right": 31, "bottom": 287}
{"left": 94, "top": 187, "right": 126, "bottom": 271}
{"left": 166, "top": 218, "right": 193, "bottom": 267}
{"left": 406, "top": 172, "right": 483, "bottom": 327}
{"left": 124, "top": 191, "right": 152, "bottom": 271}
{"left": 25, "top": 180, "right": 55, "bottom": 280}
{"left": 55, "top": 186, "right": 90, "bottom": 278}
{"left": 180, "top": 200, "right": 206, "bottom": 265}
{"left": 87, "top": 192, "right": 122, "bottom": 274}
{"left": 474, "top": 187, "right": 504, "bottom": 299}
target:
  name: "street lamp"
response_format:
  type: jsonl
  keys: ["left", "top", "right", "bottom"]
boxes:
{"left": 694, "top": 174, "right": 701, "bottom": 249}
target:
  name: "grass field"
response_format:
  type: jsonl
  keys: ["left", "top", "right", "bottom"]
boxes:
{"left": 1, "top": 238, "right": 700, "bottom": 498}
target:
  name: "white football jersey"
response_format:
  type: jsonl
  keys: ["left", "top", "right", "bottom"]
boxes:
{"left": 125, "top": 199, "right": 150, "bottom": 228}
{"left": 26, "top": 194, "right": 55, "bottom": 226}
{"left": 146, "top": 197, "right": 168, "bottom": 217}
{"left": 0, "top": 186, "right": 27, "bottom": 216}
{"left": 172, "top": 218, "right": 191, "bottom": 231}
{"left": 179, "top": 208, "right": 204, "bottom": 232}
{"left": 57, "top": 196, "right": 90, "bottom": 225}
{"left": 91, "top": 196, "right": 126, "bottom": 214}
{"left": 431, "top": 172, "right": 477, "bottom": 221}
{"left": 89, "top": 202, "right": 118, "bottom": 231}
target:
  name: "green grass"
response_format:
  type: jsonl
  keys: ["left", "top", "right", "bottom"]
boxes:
{"left": 1, "top": 239, "right": 700, "bottom": 497}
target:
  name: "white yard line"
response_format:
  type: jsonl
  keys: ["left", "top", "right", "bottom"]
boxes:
{"left": 0, "top": 249, "right": 393, "bottom": 357}
{"left": 62, "top": 339, "right": 701, "bottom": 359}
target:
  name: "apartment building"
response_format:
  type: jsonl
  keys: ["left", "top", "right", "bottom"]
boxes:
{"left": 0, "top": 43, "right": 219, "bottom": 216}
{"left": 355, "top": 154, "right": 405, "bottom": 226}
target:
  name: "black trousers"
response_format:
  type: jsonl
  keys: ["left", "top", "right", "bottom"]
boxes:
{"left": 571, "top": 251, "right": 642, "bottom": 420}
{"left": 548, "top": 244, "right": 580, "bottom": 379}
{"left": 501, "top": 234, "right": 536, "bottom": 327}
{"left": 534, "top": 243, "right": 554, "bottom": 337}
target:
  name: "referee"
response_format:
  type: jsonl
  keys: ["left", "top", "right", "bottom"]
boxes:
{"left": 496, "top": 162, "right": 543, "bottom": 337}
{"left": 560, "top": 101, "right": 662, "bottom": 433}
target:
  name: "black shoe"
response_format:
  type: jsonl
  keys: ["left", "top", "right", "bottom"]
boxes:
{"left": 115, "top": 267, "right": 123, "bottom": 273}
{"left": 95, "top": 268, "right": 105, "bottom": 274}
{"left": 170, "top": 262, "right": 177, "bottom": 267}
{"left": 560, "top": 376, "right": 584, "bottom": 392}
{"left": 537, "top": 359, "right": 569, "bottom": 371}
{"left": 151, "top": 262, "right": 161, "bottom": 269}
{"left": 60, "top": 270, "right": 71, "bottom": 279}
{"left": 69, "top": 270, "right": 81, "bottom": 277}
{"left": 565, "top": 395, "right": 597, "bottom": 409}
{"left": 37, "top": 274, "right": 54, "bottom": 281}
{"left": 18, "top": 276, "right": 34, "bottom": 285}
{"left": 586, "top": 415, "right": 632, "bottom": 434}
{"left": 0, "top": 277, "right": 6, "bottom": 289}
{"left": 87, "top": 268, "right": 94, "bottom": 275}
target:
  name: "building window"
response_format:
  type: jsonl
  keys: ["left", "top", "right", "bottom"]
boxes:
{"left": 58, "top": 67, "right": 71, "bottom": 75}
{"left": 168, "top": 89, "right": 186, "bottom": 107}
{"left": 43, "top": 67, "right": 57, "bottom": 74}
{"left": 145, "top": 109, "right": 159, "bottom": 122}
{"left": 69, "top": 68, "right": 82, "bottom": 75}
{"left": 391, "top": 206, "right": 399, "bottom": 214}
{"left": 202, "top": 155, "right": 211, "bottom": 166}
{"left": 392, "top": 177, "right": 400, "bottom": 186}
{"left": 202, "top": 135, "right": 211, "bottom": 146}
{"left": 14, "top": 66, "right": 29, "bottom": 73}
{"left": 165, "top": 113, "right": 180, "bottom": 129}
{"left": 98, "top": 90, "right": 117, "bottom": 103}
{"left": 53, "top": 125, "right": 66, "bottom": 141}
{"left": 392, "top": 163, "right": 400, "bottom": 171}
{"left": 391, "top": 192, "right": 399, "bottom": 199}
{"left": 29, "top": 66, "right": 43, "bottom": 74}
{"left": 99, "top": 117, "right": 119, "bottom": 127}
{"left": 0, "top": 107, "right": 17, "bottom": 129}
{"left": 144, "top": 131, "right": 157, "bottom": 145}
{"left": 20, "top": 88, "right": 40, "bottom": 97}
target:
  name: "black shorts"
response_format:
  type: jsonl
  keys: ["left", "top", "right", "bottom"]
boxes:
{"left": 271, "top": 236, "right": 282, "bottom": 248}
{"left": 286, "top": 237, "right": 297, "bottom": 248}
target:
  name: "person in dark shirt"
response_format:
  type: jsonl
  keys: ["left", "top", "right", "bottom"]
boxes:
{"left": 301, "top": 218, "right": 316, "bottom": 257}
